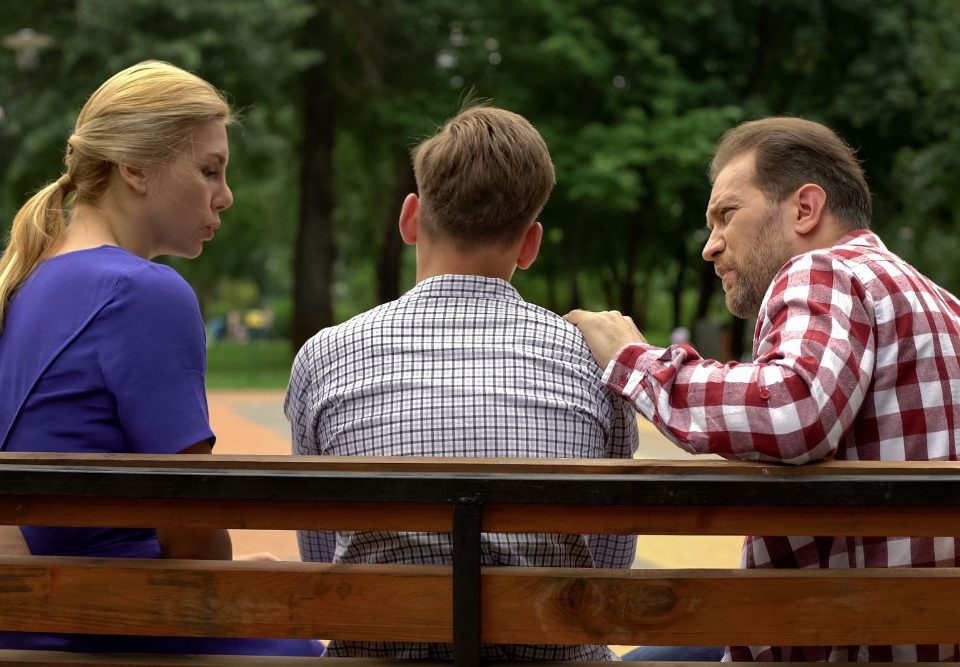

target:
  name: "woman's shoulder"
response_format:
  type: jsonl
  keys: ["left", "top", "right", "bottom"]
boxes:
{"left": 45, "top": 246, "right": 195, "bottom": 305}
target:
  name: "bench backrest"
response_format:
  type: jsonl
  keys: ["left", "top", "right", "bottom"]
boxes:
{"left": 1, "top": 454, "right": 959, "bottom": 665}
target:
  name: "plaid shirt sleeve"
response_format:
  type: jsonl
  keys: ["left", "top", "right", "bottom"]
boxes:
{"left": 284, "top": 345, "right": 317, "bottom": 459}
{"left": 285, "top": 338, "right": 337, "bottom": 563}
{"left": 607, "top": 392, "right": 640, "bottom": 460}
{"left": 604, "top": 251, "right": 876, "bottom": 464}
{"left": 583, "top": 393, "right": 639, "bottom": 569}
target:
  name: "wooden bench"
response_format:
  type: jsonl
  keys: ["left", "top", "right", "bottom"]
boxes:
{"left": 0, "top": 453, "right": 959, "bottom": 666}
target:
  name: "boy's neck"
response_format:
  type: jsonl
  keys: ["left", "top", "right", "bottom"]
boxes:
{"left": 414, "top": 237, "right": 516, "bottom": 284}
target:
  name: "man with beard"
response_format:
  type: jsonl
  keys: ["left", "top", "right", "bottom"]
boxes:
{"left": 566, "top": 116, "right": 960, "bottom": 662}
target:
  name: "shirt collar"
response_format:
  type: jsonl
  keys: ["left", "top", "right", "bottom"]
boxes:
{"left": 836, "top": 228, "right": 888, "bottom": 251}
{"left": 403, "top": 274, "right": 522, "bottom": 302}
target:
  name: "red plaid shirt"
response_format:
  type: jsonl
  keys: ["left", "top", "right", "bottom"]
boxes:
{"left": 606, "top": 230, "right": 960, "bottom": 661}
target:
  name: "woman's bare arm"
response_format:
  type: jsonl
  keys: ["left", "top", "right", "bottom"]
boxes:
{"left": 156, "top": 440, "right": 233, "bottom": 560}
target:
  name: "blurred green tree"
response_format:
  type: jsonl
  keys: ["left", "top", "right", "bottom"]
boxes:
{"left": 1, "top": 0, "right": 959, "bottom": 360}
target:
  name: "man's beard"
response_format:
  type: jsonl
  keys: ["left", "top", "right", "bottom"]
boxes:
{"left": 724, "top": 206, "right": 792, "bottom": 319}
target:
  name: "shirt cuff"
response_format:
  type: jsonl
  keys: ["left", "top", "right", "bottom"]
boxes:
{"left": 601, "top": 342, "right": 666, "bottom": 395}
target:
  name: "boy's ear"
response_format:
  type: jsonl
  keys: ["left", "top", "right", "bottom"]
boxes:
{"left": 516, "top": 221, "right": 543, "bottom": 270}
{"left": 117, "top": 163, "right": 148, "bottom": 196}
{"left": 399, "top": 193, "right": 420, "bottom": 245}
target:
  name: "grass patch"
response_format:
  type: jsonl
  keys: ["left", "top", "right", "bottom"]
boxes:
{"left": 206, "top": 340, "right": 294, "bottom": 389}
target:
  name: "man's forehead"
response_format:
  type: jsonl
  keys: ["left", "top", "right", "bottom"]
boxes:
{"left": 708, "top": 152, "right": 757, "bottom": 207}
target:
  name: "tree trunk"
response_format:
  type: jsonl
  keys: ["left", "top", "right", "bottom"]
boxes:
{"left": 291, "top": 7, "right": 336, "bottom": 352}
{"left": 568, "top": 266, "right": 582, "bottom": 312}
{"left": 376, "top": 159, "right": 414, "bottom": 304}
{"left": 730, "top": 314, "right": 749, "bottom": 361}
{"left": 545, "top": 261, "right": 558, "bottom": 314}
{"left": 671, "top": 250, "right": 688, "bottom": 329}
{"left": 694, "top": 259, "right": 717, "bottom": 323}
{"left": 618, "top": 215, "right": 641, "bottom": 317}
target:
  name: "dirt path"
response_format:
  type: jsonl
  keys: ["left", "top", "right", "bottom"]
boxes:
{"left": 209, "top": 390, "right": 300, "bottom": 559}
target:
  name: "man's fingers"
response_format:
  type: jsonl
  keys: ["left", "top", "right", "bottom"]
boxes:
{"left": 564, "top": 309, "right": 600, "bottom": 326}
{"left": 565, "top": 309, "right": 639, "bottom": 332}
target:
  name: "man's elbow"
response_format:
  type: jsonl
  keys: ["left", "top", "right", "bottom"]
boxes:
{"left": 767, "top": 431, "right": 839, "bottom": 465}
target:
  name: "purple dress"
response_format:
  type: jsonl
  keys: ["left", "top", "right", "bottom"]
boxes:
{"left": 0, "top": 246, "right": 321, "bottom": 656}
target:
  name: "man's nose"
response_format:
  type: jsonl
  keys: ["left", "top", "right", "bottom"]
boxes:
{"left": 702, "top": 230, "right": 724, "bottom": 261}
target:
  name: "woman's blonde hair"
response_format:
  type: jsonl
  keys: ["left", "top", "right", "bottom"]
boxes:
{"left": 0, "top": 60, "right": 232, "bottom": 329}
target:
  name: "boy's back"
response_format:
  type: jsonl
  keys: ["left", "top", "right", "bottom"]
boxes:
{"left": 286, "top": 104, "right": 639, "bottom": 661}
{"left": 287, "top": 274, "right": 637, "bottom": 660}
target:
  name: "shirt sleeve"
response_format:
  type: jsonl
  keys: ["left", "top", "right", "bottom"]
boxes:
{"left": 286, "top": 336, "right": 337, "bottom": 563}
{"left": 584, "top": 390, "right": 640, "bottom": 570}
{"left": 604, "top": 251, "right": 876, "bottom": 464}
{"left": 96, "top": 265, "right": 214, "bottom": 454}
{"left": 285, "top": 339, "right": 320, "bottom": 458}
{"left": 606, "top": 391, "right": 639, "bottom": 460}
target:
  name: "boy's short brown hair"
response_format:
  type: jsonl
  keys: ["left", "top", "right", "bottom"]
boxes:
{"left": 710, "top": 116, "right": 872, "bottom": 230}
{"left": 412, "top": 105, "right": 555, "bottom": 248}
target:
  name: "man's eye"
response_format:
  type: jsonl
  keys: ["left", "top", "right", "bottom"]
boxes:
{"left": 203, "top": 169, "right": 220, "bottom": 178}
{"left": 722, "top": 208, "right": 735, "bottom": 222}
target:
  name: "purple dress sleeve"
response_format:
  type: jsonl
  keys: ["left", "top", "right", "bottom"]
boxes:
{"left": 96, "top": 263, "right": 214, "bottom": 453}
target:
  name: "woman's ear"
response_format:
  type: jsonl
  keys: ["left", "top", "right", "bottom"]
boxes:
{"left": 117, "top": 164, "right": 149, "bottom": 196}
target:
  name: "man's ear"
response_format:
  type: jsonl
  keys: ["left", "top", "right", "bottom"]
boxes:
{"left": 792, "top": 183, "right": 828, "bottom": 236}
{"left": 399, "top": 193, "right": 420, "bottom": 245}
{"left": 117, "top": 163, "right": 148, "bottom": 196}
{"left": 516, "top": 221, "right": 543, "bottom": 270}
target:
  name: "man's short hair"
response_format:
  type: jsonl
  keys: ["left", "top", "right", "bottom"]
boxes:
{"left": 412, "top": 105, "right": 555, "bottom": 248}
{"left": 710, "top": 117, "right": 872, "bottom": 230}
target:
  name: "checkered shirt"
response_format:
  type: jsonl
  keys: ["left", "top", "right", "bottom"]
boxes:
{"left": 605, "top": 230, "right": 960, "bottom": 662}
{"left": 286, "top": 274, "right": 638, "bottom": 661}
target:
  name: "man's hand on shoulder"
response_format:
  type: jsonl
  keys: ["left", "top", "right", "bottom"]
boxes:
{"left": 563, "top": 309, "right": 647, "bottom": 370}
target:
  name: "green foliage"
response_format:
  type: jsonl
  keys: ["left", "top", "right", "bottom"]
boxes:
{"left": 205, "top": 340, "right": 293, "bottom": 389}
{"left": 3, "top": 0, "right": 960, "bottom": 364}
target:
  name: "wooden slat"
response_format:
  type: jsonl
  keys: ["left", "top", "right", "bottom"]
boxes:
{"left": 3, "top": 495, "right": 959, "bottom": 536}
{"left": 0, "top": 497, "right": 453, "bottom": 531}
{"left": 0, "top": 652, "right": 330, "bottom": 665}
{"left": 0, "top": 558, "right": 451, "bottom": 641}
{"left": 0, "top": 659, "right": 942, "bottom": 667}
{"left": 0, "top": 659, "right": 944, "bottom": 667}
{"left": 2, "top": 558, "right": 959, "bottom": 646}
{"left": 0, "top": 656, "right": 491, "bottom": 666}
{"left": 5, "top": 457, "right": 960, "bottom": 512}
{"left": 483, "top": 567, "right": 960, "bottom": 646}
{"left": 4, "top": 453, "right": 960, "bottom": 476}
{"left": 482, "top": 503, "right": 960, "bottom": 536}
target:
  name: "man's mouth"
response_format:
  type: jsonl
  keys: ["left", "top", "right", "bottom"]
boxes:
{"left": 716, "top": 267, "right": 734, "bottom": 290}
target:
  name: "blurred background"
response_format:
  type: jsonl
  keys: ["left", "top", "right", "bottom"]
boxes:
{"left": 1, "top": 0, "right": 959, "bottom": 387}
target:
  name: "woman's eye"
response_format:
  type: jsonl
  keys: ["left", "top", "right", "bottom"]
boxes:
{"left": 203, "top": 168, "right": 220, "bottom": 178}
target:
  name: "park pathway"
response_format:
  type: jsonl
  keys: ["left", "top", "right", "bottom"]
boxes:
{"left": 208, "top": 390, "right": 743, "bottom": 567}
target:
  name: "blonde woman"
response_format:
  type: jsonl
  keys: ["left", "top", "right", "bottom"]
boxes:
{"left": 0, "top": 61, "right": 321, "bottom": 657}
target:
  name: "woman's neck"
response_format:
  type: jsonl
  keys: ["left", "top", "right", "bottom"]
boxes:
{"left": 51, "top": 201, "right": 151, "bottom": 259}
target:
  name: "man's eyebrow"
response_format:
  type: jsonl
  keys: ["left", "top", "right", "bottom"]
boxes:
{"left": 706, "top": 196, "right": 741, "bottom": 217}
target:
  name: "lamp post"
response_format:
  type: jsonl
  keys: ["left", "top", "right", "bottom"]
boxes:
{"left": 0, "top": 28, "right": 54, "bottom": 219}
{"left": 2, "top": 28, "right": 53, "bottom": 72}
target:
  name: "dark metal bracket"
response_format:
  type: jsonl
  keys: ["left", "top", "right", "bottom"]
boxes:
{"left": 452, "top": 499, "right": 482, "bottom": 667}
